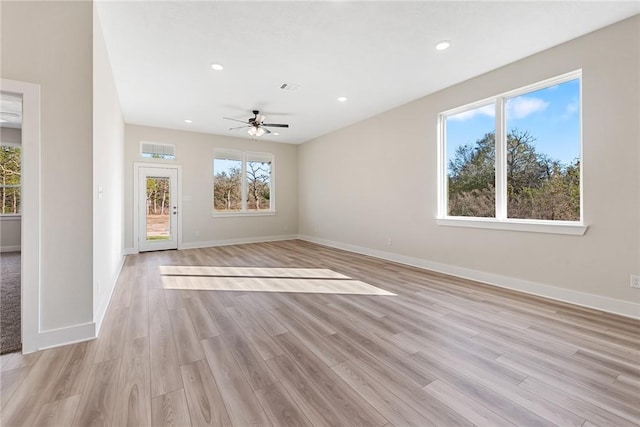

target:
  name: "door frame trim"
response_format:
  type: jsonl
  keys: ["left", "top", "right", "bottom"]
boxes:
{"left": 1, "top": 78, "right": 41, "bottom": 353}
{"left": 133, "top": 162, "right": 182, "bottom": 253}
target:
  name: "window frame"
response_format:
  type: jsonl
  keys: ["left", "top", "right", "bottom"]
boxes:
{"left": 212, "top": 149, "right": 275, "bottom": 217}
{"left": 0, "top": 141, "right": 22, "bottom": 218}
{"left": 437, "top": 70, "right": 586, "bottom": 235}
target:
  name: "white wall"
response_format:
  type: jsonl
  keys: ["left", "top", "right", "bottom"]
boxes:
{"left": 124, "top": 125, "right": 298, "bottom": 252}
{"left": 93, "top": 5, "right": 125, "bottom": 332}
{"left": 0, "top": 127, "right": 21, "bottom": 145}
{"left": 0, "top": 128, "right": 22, "bottom": 251}
{"left": 1, "top": 1, "right": 94, "bottom": 333}
{"left": 0, "top": 216, "right": 20, "bottom": 252}
{"left": 299, "top": 16, "right": 640, "bottom": 314}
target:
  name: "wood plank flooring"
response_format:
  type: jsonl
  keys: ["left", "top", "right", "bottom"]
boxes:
{"left": 1, "top": 240, "right": 639, "bottom": 426}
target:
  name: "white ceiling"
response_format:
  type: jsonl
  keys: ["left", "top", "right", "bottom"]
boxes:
{"left": 96, "top": 1, "right": 639, "bottom": 144}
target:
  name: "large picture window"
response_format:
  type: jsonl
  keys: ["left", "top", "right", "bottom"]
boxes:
{"left": 0, "top": 143, "right": 21, "bottom": 215}
{"left": 213, "top": 150, "right": 273, "bottom": 214}
{"left": 438, "top": 71, "right": 583, "bottom": 234}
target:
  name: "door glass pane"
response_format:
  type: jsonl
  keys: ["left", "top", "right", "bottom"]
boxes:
{"left": 146, "top": 177, "right": 171, "bottom": 241}
{"left": 445, "top": 104, "right": 496, "bottom": 217}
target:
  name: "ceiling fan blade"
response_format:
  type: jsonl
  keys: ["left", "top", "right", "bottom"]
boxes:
{"left": 263, "top": 123, "right": 289, "bottom": 128}
{"left": 262, "top": 127, "right": 271, "bottom": 134}
{"left": 224, "top": 117, "right": 249, "bottom": 124}
{"left": 229, "top": 125, "right": 249, "bottom": 130}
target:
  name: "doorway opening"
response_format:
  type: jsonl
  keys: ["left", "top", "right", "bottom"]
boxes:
{"left": 0, "top": 91, "right": 23, "bottom": 354}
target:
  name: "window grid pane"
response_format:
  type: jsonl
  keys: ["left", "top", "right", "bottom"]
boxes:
{"left": 505, "top": 79, "right": 581, "bottom": 221}
{"left": 445, "top": 105, "right": 496, "bottom": 218}
{"left": 1, "top": 144, "right": 21, "bottom": 214}
{"left": 213, "top": 158, "right": 242, "bottom": 211}
{"left": 246, "top": 161, "right": 271, "bottom": 211}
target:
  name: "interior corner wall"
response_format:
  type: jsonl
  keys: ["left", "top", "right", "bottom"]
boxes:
{"left": 123, "top": 124, "right": 298, "bottom": 252}
{"left": 93, "top": 5, "right": 125, "bottom": 331}
{"left": 298, "top": 16, "right": 640, "bottom": 312}
{"left": 1, "top": 1, "right": 94, "bottom": 333}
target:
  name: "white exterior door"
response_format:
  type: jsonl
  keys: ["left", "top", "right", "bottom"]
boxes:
{"left": 138, "top": 166, "right": 179, "bottom": 252}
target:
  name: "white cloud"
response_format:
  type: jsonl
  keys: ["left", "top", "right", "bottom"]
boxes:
{"left": 560, "top": 100, "right": 578, "bottom": 120}
{"left": 448, "top": 104, "right": 495, "bottom": 121}
{"left": 506, "top": 96, "right": 549, "bottom": 119}
{"left": 448, "top": 96, "right": 549, "bottom": 122}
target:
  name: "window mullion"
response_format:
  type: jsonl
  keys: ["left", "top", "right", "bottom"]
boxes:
{"left": 437, "top": 114, "right": 447, "bottom": 218}
{"left": 241, "top": 154, "right": 248, "bottom": 211}
{"left": 495, "top": 97, "right": 507, "bottom": 220}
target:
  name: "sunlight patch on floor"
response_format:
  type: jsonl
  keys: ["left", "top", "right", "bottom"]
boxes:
{"left": 159, "top": 266, "right": 395, "bottom": 296}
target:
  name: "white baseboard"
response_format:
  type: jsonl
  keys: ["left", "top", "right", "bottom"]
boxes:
{"left": 298, "top": 234, "right": 640, "bottom": 319}
{"left": 94, "top": 255, "right": 126, "bottom": 335}
{"left": 36, "top": 321, "right": 96, "bottom": 351}
{"left": 180, "top": 234, "right": 299, "bottom": 250}
{"left": 24, "top": 257, "right": 125, "bottom": 353}
{"left": 123, "top": 247, "right": 136, "bottom": 255}
{"left": 1, "top": 245, "right": 21, "bottom": 253}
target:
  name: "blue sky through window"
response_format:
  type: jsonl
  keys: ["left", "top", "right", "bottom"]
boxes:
{"left": 214, "top": 158, "right": 241, "bottom": 175}
{"left": 445, "top": 79, "right": 580, "bottom": 170}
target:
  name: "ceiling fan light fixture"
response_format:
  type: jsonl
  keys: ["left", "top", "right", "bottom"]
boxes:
{"left": 247, "top": 126, "right": 265, "bottom": 137}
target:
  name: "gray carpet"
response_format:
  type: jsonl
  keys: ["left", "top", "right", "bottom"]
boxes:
{"left": 1, "top": 252, "right": 21, "bottom": 354}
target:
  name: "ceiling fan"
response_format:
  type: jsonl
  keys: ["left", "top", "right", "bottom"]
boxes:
{"left": 224, "top": 110, "right": 289, "bottom": 137}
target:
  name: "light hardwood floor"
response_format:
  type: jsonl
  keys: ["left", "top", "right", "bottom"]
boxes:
{"left": 1, "top": 240, "right": 639, "bottom": 426}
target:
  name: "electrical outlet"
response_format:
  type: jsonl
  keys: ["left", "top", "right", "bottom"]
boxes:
{"left": 631, "top": 275, "right": 640, "bottom": 289}
{"left": 387, "top": 238, "right": 392, "bottom": 246}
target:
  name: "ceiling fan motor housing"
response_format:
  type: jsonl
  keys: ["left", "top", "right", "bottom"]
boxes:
{"left": 224, "top": 110, "right": 288, "bottom": 136}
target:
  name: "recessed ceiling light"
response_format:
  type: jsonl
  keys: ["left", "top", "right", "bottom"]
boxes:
{"left": 210, "top": 63, "right": 224, "bottom": 71}
{"left": 337, "top": 96, "right": 348, "bottom": 102}
{"left": 184, "top": 119, "right": 192, "bottom": 123}
{"left": 272, "top": 132, "right": 279, "bottom": 136}
{"left": 435, "top": 41, "right": 451, "bottom": 51}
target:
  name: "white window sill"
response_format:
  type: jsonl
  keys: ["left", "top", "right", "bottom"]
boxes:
{"left": 212, "top": 211, "right": 276, "bottom": 218}
{"left": 436, "top": 217, "right": 587, "bottom": 235}
{"left": 0, "top": 215, "right": 21, "bottom": 221}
